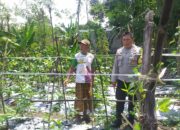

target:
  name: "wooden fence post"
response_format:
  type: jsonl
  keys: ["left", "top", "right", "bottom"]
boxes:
{"left": 141, "top": 10, "right": 154, "bottom": 75}
{"left": 140, "top": 10, "right": 157, "bottom": 130}
{"left": 140, "top": 0, "right": 174, "bottom": 130}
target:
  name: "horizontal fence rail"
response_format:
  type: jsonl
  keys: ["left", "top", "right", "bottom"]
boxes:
{"left": 1, "top": 72, "right": 179, "bottom": 81}
{"left": 0, "top": 53, "right": 180, "bottom": 59}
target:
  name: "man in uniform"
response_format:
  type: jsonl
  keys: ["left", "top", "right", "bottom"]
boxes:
{"left": 111, "top": 32, "right": 142, "bottom": 128}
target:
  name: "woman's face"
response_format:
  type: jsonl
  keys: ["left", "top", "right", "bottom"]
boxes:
{"left": 80, "top": 43, "right": 89, "bottom": 54}
{"left": 122, "top": 35, "right": 134, "bottom": 48}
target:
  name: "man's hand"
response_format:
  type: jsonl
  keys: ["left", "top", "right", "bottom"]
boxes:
{"left": 63, "top": 79, "right": 69, "bottom": 86}
{"left": 111, "top": 82, "right": 117, "bottom": 87}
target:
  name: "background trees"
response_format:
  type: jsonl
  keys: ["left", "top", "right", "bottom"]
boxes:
{"left": 0, "top": 0, "right": 179, "bottom": 129}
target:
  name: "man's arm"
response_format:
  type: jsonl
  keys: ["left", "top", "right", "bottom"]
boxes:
{"left": 64, "top": 58, "right": 77, "bottom": 86}
{"left": 66, "top": 67, "right": 75, "bottom": 80}
{"left": 111, "top": 54, "right": 118, "bottom": 87}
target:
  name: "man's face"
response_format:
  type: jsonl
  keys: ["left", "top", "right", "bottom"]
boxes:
{"left": 122, "top": 35, "right": 133, "bottom": 48}
{"left": 80, "top": 43, "right": 89, "bottom": 54}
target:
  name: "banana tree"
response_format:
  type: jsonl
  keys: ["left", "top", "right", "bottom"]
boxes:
{"left": 0, "top": 31, "right": 19, "bottom": 57}
{"left": 11, "top": 22, "right": 36, "bottom": 56}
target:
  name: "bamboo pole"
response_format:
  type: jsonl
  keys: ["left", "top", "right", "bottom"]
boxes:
{"left": 95, "top": 58, "right": 109, "bottom": 124}
{"left": 0, "top": 44, "right": 9, "bottom": 129}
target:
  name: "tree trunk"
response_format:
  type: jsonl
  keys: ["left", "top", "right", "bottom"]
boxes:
{"left": 6, "top": 14, "right": 10, "bottom": 32}
{"left": 141, "top": 10, "right": 154, "bottom": 75}
{"left": 140, "top": 10, "right": 157, "bottom": 130}
{"left": 141, "top": 1, "right": 174, "bottom": 130}
{"left": 48, "top": 5, "right": 54, "bottom": 46}
{"left": 1, "top": 19, "right": 4, "bottom": 30}
{"left": 153, "top": 0, "right": 173, "bottom": 69}
{"left": 77, "top": 0, "right": 81, "bottom": 40}
{"left": 177, "top": 20, "right": 180, "bottom": 76}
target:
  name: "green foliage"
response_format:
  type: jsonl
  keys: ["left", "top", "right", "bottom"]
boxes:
{"left": 90, "top": 0, "right": 179, "bottom": 49}
{"left": 0, "top": 36, "right": 19, "bottom": 56}
{"left": 0, "top": 105, "right": 16, "bottom": 123}
{"left": 11, "top": 22, "right": 36, "bottom": 54}
{"left": 0, "top": 0, "right": 179, "bottom": 129}
{"left": 175, "top": 25, "right": 180, "bottom": 37}
{"left": 81, "top": 21, "right": 109, "bottom": 54}
{"left": 175, "top": 89, "right": 180, "bottom": 97}
{"left": 0, "top": 113, "right": 14, "bottom": 123}
{"left": 16, "top": 98, "right": 31, "bottom": 115}
{"left": 156, "top": 98, "right": 171, "bottom": 112}
{"left": 166, "top": 0, "right": 180, "bottom": 45}
{"left": 50, "top": 119, "right": 62, "bottom": 129}
{"left": 0, "top": 31, "right": 19, "bottom": 56}
{"left": 104, "top": 0, "right": 158, "bottom": 25}
{"left": 61, "top": 22, "right": 78, "bottom": 46}
{"left": 90, "top": 1, "right": 104, "bottom": 21}
{"left": 134, "top": 122, "right": 141, "bottom": 130}
{"left": 96, "top": 28, "right": 109, "bottom": 54}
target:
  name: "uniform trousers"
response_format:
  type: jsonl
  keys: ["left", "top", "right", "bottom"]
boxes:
{"left": 115, "top": 80, "right": 136, "bottom": 124}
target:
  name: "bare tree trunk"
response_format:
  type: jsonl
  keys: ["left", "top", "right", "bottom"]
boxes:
{"left": 140, "top": 10, "right": 157, "bottom": 130}
{"left": 40, "top": 8, "right": 46, "bottom": 49}
{"left": 85, "top": 0, "right": 89, "bottom": 22}
{"left": 48, "top": 5, "right": 54, "bottom": 46}
{"left": 177, "top": 20, "right": 180, "bottom": 76}
{"left": 6, "top": 14, "right": 10, "bottom": 32}
{"left": 140, "top": 1, "right": 174, "bottom": 130}
{"left": 153, "top": 0, "right": 173, "bottom": 69}
{"left": 141, "top": 10, "right": 154, "bottom": 75}
{"left": 1, "top": 19, "right": 4, "bottom": 30}
{"left": 77, "top": 0, "right": 81, "bottom": 40}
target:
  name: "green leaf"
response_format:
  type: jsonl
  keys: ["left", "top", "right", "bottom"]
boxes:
{"left": 171, "top": 50, "right": 177, "bottom": 54}
{"left": 134, "top": 122, "right": 141, "bottom": 130}
{"left": 156, "top": 98, "right": 171, "bottom": 112}
{"left": 158, "top": 68, "right": 167, "bottom": 79}
{"left": 121, "top": 88, "right": 128, "bottom": 92}
{"left": 0, "top": 31, "right": 16, "bottom": 37}
{"left": 0, "top": 113, "right": 14, "bottom": 123}
{"left": 169, "top": 39, "right": 175, "bottom": 45}
{"left": 133, "top": 67, "right": 139, "bottom": 74}
{"left": 0, "top": 37, "right": 19, "bottom": 47}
